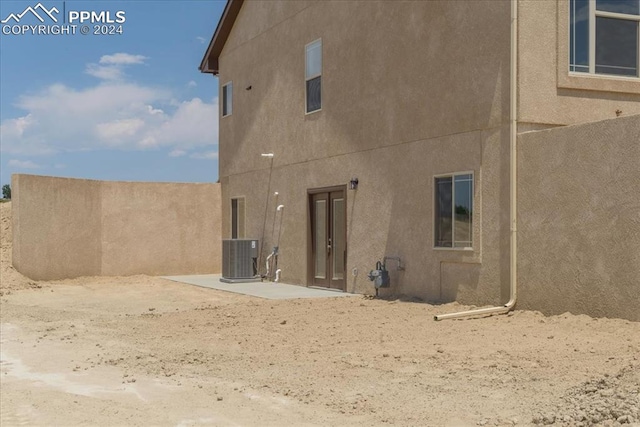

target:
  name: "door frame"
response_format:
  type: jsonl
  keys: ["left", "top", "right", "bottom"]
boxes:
{"left": 307, "top": 185, "right": 347, "bottom": 290}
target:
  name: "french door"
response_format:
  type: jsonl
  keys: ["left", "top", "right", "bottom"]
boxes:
{"left": 310, "top": 188, "right": 346, "bottom": 290}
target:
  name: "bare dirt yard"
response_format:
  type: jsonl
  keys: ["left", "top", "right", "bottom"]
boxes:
{"left": 1, "top": 201, "right": 639, "bottom": 426}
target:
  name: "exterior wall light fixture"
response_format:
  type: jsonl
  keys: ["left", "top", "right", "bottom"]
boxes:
{"left": 349, "top": 177, "right": 359, "bottom": 190}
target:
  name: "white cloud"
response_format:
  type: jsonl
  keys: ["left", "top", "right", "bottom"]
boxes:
{"left": 96, "top": 118, "right": 145, "bottom": 144}
{"left": 147, "top": 105, "right": 164, "bottom": 115}
{"left": 190, "top": 151, "right": 218, "bottom": 160}
{"left": 187, "top": 80, "right": 197, "bottom": 88}
{"left": 1, "top": 82, "right": 218, "bottom": 155}
{"left": 169, "top": 149, "right": 187, "bottom": 157}
{"left": 0, "top": 114, "right": 36, "bottom": 142}
{"left": 196, "top": 36, "right": 207, "bottom": 44}
{"left": 99, "top": 53, "right": 147, "bottom": 65}
{"left": 1, "top": 54, "right": 218, "bottom": 157}
{"left": 8, "top": 159, "right": 41, "bottom": 169}
{"left": 148, "top": 98, "right": 218, "bottom": 148}
{"left": 85, "top": 63, "right": 123, "bottom": 80}
{"left": 85, "top": 53, "right": 147, "bottom": 81}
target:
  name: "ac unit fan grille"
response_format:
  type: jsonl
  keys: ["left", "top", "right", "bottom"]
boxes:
{"left": 222, "top": 239, "right": 258, "bottom": 279}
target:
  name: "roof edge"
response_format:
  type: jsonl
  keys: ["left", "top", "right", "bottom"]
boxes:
{"left": 199, "top": 0, "right": 244, "bottom": 75}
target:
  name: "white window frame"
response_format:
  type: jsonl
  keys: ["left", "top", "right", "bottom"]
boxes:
{"left": 433, "top": 171, "right": 474, "bottom": 251}
{"left": 305, "top": 38, "right": 322, "bottom": 114}
{"left": 222, "top": 81, "right": 233, "bottom": 117}
{"left": 570, "top": 0, "right": 640, "bottom": 78}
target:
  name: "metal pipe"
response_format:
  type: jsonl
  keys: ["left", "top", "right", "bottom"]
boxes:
{"left": 275, "top": 269, "right": 282, "bottom": 282}
{"left": 435, "top": 0, "right": 518, "bottom": 321}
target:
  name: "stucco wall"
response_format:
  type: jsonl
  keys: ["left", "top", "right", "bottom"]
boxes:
{"left": 211, "top": 0, "right": 639, "bottom": 321}
{"left": 518, "top": 115, "right": 640, "bottom": 321}
{"left": 12, "top": 174, "right": 102, "bottom": 280}
{"left": 217, "top": 0, "right": 513, "bottom": 307}
{"left": 223, "top": 126, "right": 511, "bottom": 306}
{"left": 218, "top": 0, "right": 511, "bottom": 179}
{"left": 12, "top": 174, "right": 221, "bottom": 280}
{"left": 518, "top": 0, "right": 640, "bottom": 128}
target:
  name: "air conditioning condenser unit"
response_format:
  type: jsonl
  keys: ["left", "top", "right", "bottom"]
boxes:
{"left": 221, "top": 239, "right": 259, "bottom": 283}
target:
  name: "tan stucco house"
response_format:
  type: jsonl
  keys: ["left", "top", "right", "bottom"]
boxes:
{"left": 200, "top": 0, "right": 640, "bottom": 321}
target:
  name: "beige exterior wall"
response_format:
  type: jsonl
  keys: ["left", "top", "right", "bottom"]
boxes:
{"left": 12, "top": 174, "right": 102, "bottom": 280}
{"left": 518, "top": 0, "right": 640, "bottom": 129}
{"left": 218, "top": 0, "right": 513, "bottom": 306}
{"left": 212, "top": 0, "right": 639, "bottom": 320}
{"left": 518, "top": 115, "right": 640, "bottom": 321}
{"left": 12, "top": 174, "right": 221, "bottom": 280}
{"left": 218, "top": 0, "right": 511, "bottom": 179}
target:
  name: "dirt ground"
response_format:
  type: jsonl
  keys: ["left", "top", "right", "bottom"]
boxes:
{"left": 1, "top": 201, "right": 639, "bottom": 426}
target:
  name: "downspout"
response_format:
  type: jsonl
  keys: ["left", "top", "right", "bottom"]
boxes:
{"left": 435, "top": 0, "right": 518, "bottom": 321}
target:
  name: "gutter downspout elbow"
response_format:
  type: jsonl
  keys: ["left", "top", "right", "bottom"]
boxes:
{"left": 435, "top": 0, "right": 518, "bottom": 321}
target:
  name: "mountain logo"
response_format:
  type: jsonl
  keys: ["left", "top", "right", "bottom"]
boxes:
{"left": 1, "top": 3, "right": 59, "bottom": 24}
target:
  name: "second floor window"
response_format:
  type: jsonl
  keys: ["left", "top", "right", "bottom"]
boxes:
{"left": 570, "top": 0, "right": 639, "bottom": 77}
{"left": 222, "top": 82, "right": 233, "bottom": 116}
{"left": 305, "top": 39, "right": 322, "bottom": 113}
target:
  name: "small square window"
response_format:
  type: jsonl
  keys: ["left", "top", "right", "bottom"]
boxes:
{"left": 435, "top": 173, "right": 473, "bottom": 249}
{"left": 222, "top": 82, "right": 233, "bottom": 117}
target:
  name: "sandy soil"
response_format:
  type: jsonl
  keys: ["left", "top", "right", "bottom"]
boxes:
{"left": 1, "top": 201, "right": 639, "bottom": 426}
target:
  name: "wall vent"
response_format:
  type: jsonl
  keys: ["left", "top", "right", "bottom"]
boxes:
{"left": 222, "top": 239, "right": 259, "bottom": 281}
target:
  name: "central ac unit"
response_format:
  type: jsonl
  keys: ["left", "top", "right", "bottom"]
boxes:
{"left": 221, "top": 239, "right": 259, "bottom": 282}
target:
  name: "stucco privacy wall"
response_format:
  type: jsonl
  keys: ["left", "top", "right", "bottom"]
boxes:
{"left": 12, "top": 174, "right": 221, "bottom": 280}
{"left": 518, "top": 115, "right": 640, "bottom": 321}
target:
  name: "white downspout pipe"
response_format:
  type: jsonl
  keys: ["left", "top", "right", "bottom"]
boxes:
{"left": 435, "top": 0, "right": 518, "bottom": 321}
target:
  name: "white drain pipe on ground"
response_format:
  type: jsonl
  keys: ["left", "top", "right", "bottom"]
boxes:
{"left": 435, "top": 0, "right": 518, "bottom": 321}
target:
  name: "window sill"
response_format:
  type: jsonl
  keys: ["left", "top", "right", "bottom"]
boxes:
{"left": 558, "top": 71, "right": 640, "bottom": 95}
{"left": 305, "top": 108, "right": 322, "bottom": 116}
{"left": 433, "top": 247, "right": 474, "bottom": 252}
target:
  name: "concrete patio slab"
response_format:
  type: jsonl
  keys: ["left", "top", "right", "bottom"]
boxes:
{"left": 162, "top": 274, "right": 358, "bottom": 300}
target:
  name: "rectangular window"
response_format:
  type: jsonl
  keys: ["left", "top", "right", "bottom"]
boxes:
{"left": 231, "top": 197, "right": 245, "bottom": 239}
{"left": 305, "top": 39, "right": 322, "bottom": 113}
{"left": 222, "top": 82, "right": 233, "bottom": 116}
{"left": 570, "top": 0, "right": 639, "bottom": 77}
{"left": 435, "top": 173, "right": 473, "bottom": 249}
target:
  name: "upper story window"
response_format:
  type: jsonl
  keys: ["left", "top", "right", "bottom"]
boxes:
{"left": 570, "top": 0, "right": 639, "bottom": 77}
{"left": 305, "top": 39, "right": 322, "bottom": 113}
{"left": 222, "top": 81, "right": 233, "bottom": 117}
{"left": 434, "top": 173, "right": 473, "bottom": 249}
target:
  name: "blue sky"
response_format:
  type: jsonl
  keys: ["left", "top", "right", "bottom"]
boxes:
{"left": 0, "top": 0, "right": 225, "bottom": 188}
